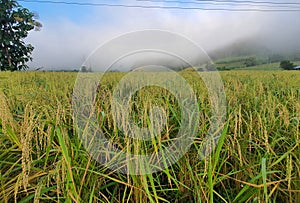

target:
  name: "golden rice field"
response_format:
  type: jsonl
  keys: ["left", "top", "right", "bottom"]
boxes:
{"left": 0, "top": 70, "right": 299, "bottom": 202}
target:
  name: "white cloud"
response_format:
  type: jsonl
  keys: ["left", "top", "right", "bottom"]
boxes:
{"left": 25, "top": 3, "right": 300, "bottom": 70}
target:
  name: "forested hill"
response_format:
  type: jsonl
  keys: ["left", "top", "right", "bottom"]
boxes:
{"left": 209, "top": 38, "right": 300, "bottom": 63}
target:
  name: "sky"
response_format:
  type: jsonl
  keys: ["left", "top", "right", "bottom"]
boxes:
{"left": 17, "top": 0, "right": 300, "bottom": 70}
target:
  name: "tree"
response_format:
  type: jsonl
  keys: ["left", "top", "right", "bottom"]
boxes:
{"left": 280, "top": 60, "right": 294, "bottom": 70}
{"left": 0, "top": 0, "right": 41, "bottom": 71}
{"left": 244, "top": 56, "right": 257, "bottom": 67}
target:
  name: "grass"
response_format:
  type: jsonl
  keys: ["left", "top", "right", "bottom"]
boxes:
{"left": 234, "top": 62, "right": 280, "bottom": 71}
{"left": 214, "top": 56, "right": 269, "bottom": 71}
{"left": 214, "top": 56, "right": 300, "bottom": 71}
{"left": 0, "top": 70, "right": 299, "bottom": 202}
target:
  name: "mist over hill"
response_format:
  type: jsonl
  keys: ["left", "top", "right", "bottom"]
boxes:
{"left": 209, "top": 36, "right": 300, "bottom": 63}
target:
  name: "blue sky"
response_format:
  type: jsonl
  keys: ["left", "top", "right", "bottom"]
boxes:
{"left": 16, "top": 0, "right": 300, "bottom": 70}
{"left": 19, "top": 0, "right": 116, "bottom": 25}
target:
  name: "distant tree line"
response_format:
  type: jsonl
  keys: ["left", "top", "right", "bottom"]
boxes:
{"left": 81, "top": 66, "right": 92, "bottom": 72}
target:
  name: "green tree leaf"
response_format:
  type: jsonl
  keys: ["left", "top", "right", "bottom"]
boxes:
{"left": 0, "top": 0, "right": 42, "bottom": 71}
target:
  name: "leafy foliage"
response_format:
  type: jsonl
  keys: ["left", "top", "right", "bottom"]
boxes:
{"left": 280, "top": 60, "right": 295, "bottom": 70}
{"left": 244, "top": 56, "right": 257, "bottom": 67}
{"left": 0, "top": 0, "right": 41, "bottom": 71}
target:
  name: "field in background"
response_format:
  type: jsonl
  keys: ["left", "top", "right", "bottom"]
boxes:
{"left": 213, "top": 55, "right": 300, "bottom": 71}
{"left": 0, "top": 71, "right": 299, "bottom": 202}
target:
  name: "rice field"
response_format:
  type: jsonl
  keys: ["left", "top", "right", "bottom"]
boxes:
{"left": 0, "top": 70, "right": 299, "bottom": 202}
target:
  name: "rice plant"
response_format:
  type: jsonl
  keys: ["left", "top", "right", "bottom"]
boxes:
{"left": 0, "top": 70, "right": 299, "bottom": 202}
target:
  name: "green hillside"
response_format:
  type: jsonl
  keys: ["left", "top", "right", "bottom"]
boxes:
{"left": 212, "top": 55, "right": 300, "bottom": 71}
